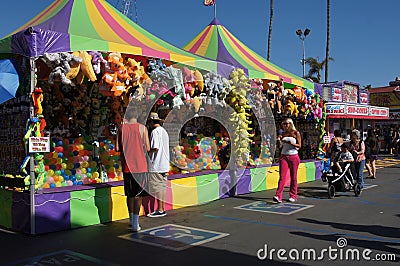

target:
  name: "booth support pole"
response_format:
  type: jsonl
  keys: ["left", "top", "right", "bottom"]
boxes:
{"left": 29, "top": 57, "right": 36, "bottom": 235}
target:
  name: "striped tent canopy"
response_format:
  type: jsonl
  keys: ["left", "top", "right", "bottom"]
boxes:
{"left": 0, "top": 0, "right": 233, "bottom": 74}
{"left": 183, "top": 18, "right": 315, "bottom": 90}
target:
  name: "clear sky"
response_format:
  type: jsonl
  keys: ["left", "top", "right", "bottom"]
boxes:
{"left": 1, "top": 0, "right": 399, "bottom": 88}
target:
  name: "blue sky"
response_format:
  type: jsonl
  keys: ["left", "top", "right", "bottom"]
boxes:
{"left": 1, "top": 0, "right": 399, "bottom": 88}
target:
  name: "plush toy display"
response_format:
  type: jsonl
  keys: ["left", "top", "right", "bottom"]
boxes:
{"left": 41, "top": 52, "right": 82, "bottom": 85}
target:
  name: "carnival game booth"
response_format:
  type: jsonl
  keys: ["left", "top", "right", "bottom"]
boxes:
{"left": 322, "top": 81, "right": 389, "bottom": 140}
{"left": 0, "top": 1, "right": 321, "bottom": 235}
{"left": 183, "top": 18, "right": 328, "bottom": 159}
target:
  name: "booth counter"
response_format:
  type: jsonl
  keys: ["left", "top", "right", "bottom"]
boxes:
{"left": 0, "top": 160, "right": 321, "bottom": 234}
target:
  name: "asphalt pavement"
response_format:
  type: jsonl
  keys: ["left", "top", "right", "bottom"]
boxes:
{"left": 1, "top": 157, "right": 399, "bottom": 266}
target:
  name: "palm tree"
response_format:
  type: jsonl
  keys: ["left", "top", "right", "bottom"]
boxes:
{"left": 305, "top": 57, "right": 334, "bottom": 83}
{"left": 324, "top": 0, "right": 331, "bottom": 83}
{"left": 267, "top": 0, "right": 274, "bottom": 61}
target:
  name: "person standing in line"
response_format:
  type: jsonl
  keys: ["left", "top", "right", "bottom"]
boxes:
{"left": 147, "top": 112, "right": 170, "bottom": 217}
{"left": 273, "top": 118, "right": 302, "bottom": 203}
{"left": 115, "top": 107, "right": 150, "bottom": 232}
{"left": 349, "top": 129, "right": 366, "bottom": 189}
{"left": 365, "top": 128, "right": 379, "bottom": 179}
{"left": 389, "top": 127, "right": 398, "bottom": 155}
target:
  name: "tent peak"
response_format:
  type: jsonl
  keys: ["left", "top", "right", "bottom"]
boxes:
{"left": 209, "top": 17, "right": 221, "bottom": 26}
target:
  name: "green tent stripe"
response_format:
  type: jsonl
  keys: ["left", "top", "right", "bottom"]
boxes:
{"left": 69, "top": 0, "right": 102, "bottom": 40}
{"left": 69, "top": 35, "right": 109, "bottom": 52}
{"left": 204, "top": 27, "right": 219, "bottom": 60}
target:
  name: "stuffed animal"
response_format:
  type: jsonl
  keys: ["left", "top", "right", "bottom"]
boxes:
{"left": 88, "top": 51, "right": 108, "bottom": 74}
{"left": 41, "top": 52, "right": 82, "bottom": 85}
{"left": 266, "top": 82, "right": 277, "bottom": 111}
{"left": 32, "top": 87, "right": 44, "bottom": 115}
{"left": 76, "top": 51, "right": 97, "bottom": 83}
{"left": 284, "top": 95, "right": 299, "bottom": 117}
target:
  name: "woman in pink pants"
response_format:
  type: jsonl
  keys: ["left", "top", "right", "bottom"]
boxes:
{"left": 273, "top": 118, "right": 302, "bottom": 203}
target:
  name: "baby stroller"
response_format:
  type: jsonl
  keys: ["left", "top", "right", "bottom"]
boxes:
{"left": 321, "top": 160, "right": 361, "bottom": 199}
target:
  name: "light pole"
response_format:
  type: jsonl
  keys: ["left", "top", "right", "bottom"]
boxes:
{"left": 296, "top": 28, "right": 310, "bottom": 78}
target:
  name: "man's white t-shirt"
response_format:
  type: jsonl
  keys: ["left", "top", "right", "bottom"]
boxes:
{"left": 149, "top": 126, "right": 170, "bottom": 173}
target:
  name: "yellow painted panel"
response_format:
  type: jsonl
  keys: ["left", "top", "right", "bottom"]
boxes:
{"left": 266, "top": 165, "right": 280, "bottom": 189}
{"left": 297, "top": 163, "right": 307, "bottom": 184}
{"left": 110, "top": 186, "right": 128, "bottom": 221}
{"left": 171, "top": 176, "right": 199, "bottom": 208}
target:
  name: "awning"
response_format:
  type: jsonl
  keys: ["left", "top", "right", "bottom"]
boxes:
{"left": 326, "top": 103, "right": 389, "bottom": 120}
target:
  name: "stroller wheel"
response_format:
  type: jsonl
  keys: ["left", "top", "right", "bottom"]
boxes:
{"left": 328, "top": 184, "right": 335, "bottom": 199}
{"left": 354, "top": 184, "right": 361, "bottom": 197}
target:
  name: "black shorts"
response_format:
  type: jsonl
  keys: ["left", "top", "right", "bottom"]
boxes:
{"left": 123, "top": 172, "right": 148, "bottom": 197}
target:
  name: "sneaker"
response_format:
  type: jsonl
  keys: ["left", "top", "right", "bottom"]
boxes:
{"left": 130, "top": 225, "right": 141, "bottom": 232}
{"left": 288, "top": 197, "right": 296, "bottom": 203}
{"left": 147, "top": 211, "right": 166, "bottom": 218}
{"left": 273, "top": 196, "right": 282, "bottom": 203}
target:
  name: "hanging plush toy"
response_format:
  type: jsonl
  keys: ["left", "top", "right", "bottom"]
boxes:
{"left": 88, "top": 51, "right": 108, "bottom": 75}
{"left": 41, "top": 52, "right": 82, "bottom": 85}
{"left": 32, "top": 87, "right": 44, "bottom": 116}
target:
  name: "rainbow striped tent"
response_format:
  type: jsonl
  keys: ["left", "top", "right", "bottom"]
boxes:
{"left": 0, "top": 0, "right": 233, "bottom": 74}
{"left": 183, "top": 18, "right": 315, "bottom": 90}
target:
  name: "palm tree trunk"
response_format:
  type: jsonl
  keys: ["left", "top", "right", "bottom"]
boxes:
{"left": 267, "top": 0, "right": 274, "bottom": 61}
{"left": 324, "top": 0, "right": 331, "bottom": 83}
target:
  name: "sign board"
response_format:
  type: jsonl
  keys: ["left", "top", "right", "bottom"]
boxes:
{"left": 323, "top": 135, "right": 331, "bottom": 144}
{"left": 359, "top": 92, "right": 369, "bottom": 104}
{"left": 343, "top": 83, "right": 359, "bottom": 103}
{"left": 331, "top": 88, "right": 342, "bottom": 102}
{"left": 346, "top": 105, "right": 368, "bottom": 116}
{"left": 29, "top": 137, "right": 50, "bottom": 153}
{"left": 326, "top": 104, "right": 389, "bottom": 119}
{"left": 326, "top": 104, "right": 346, "bottom": 114}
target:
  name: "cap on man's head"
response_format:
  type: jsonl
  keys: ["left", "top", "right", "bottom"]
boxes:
{"left": 148, "top": 112, "right": 163, "bottom": 122}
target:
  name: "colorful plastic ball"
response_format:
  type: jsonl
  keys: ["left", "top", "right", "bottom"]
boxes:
{"left": 43, "top": 183, "right": 50, "bottom": 189}
{"left": 92, "top": 172, "right": 99, "bottom": 179}
{"left": 50, "top": 183, "right": 57, "bottom": 188}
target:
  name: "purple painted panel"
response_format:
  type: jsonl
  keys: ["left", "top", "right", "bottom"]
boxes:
{"left": 218, "top": 170, "right": 235, "bottom": 199}
{"left": 35, "top": 192, "right": 71, "bottom": 234}
{"left": 12, "top": 191, "right": 30, "bottom": 234}
{"left": 236, "top": 168, "right": 251, "bottom": 195}
{"left": 314, "top": 161, "right": 322, "bottom": 180}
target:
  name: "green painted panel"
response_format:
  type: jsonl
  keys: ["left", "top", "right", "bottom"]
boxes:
{"left": 250, "top": 167, "right": 267, "bottom": 192}
{"left": 196, "top": 173, "right": 220, "bottom": 205}
{"left": 70, "top": 187, "right": 111, "bottom": 228}
{"left": 0, "top": 189, "right": 13, "bottom": 228}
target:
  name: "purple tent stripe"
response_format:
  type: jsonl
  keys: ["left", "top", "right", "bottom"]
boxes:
{"left": 37, "top": 0, "right": 73, "bottom": 33}
{"left": 216, "top": 29, "right": 247, "bottom": 71}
